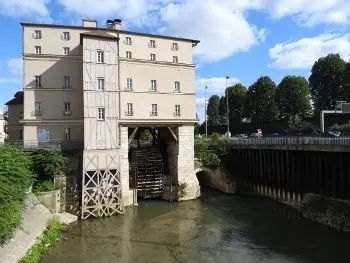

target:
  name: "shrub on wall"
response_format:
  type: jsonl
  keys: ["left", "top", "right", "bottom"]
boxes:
{"left": 0, "top": 143, "right": 33, "bottom": 245}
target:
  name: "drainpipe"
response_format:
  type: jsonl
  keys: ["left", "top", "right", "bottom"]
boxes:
{"left": 116, "top": 34, "right": 121, "bottom": 146}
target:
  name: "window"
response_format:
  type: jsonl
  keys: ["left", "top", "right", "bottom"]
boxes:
{"left": 125, "top": 37, "right": 132, "bottom": 45}
{"left": 64, "top": 102, "right": 71, "bottom": 111}
{"left": 126, "top": 78, "right": 133, "bottom": 90}
{"left": 151, "top": 80, "right": 157, "bottom": 91}
{"left": 64, "top": 76, "right": 71, "bottom": 88}
{"left": 35, "top": 102, "right": 41, "bottom": 115}
{"left": 172, "top": 43, "right": 179, "bottom": 51}
{"left": 173, "top": 56, "right": 178, "bottom": 63}
{"left": 150, "top": 54, "right": 156, "bottom": 61}
{"left": 175, "top": 105, "right": 181, "bottom": 116}
{"left": 151, "top": 104, "right": 158, "bottom": 116}
{"left": 19, "top": 129, "right": 23, "bottom": 140}
{"left": 97, "top": 78, "right": 105, "bottom": 91}
{"left": 34, "top": 30, "right": 41, "bottom": 39}
{"left": 35, "top": 76, "right": 41, "bottom": 88}
{"left": 63, "top": 47, "right": 70, "bottom": 55}
{"left": 35, "top": 46, "right": 41, "bottom": 54}
{"left": 97, "top": 50, "right": 104, "bottom": 63}
{"left": 97, "top": 108, "right": 105, "bottom": 121}
{"left": 149, "top": 40, "right": 156, "bottom": 48}
{"left": 62, "top": 32, "right": 70, "bottom": 40}
{"left": 126, "top": 103, "right": 133, "bottom": 116}
{"left": 64, "top": 128, "right": 71, "bottom": 140}
{"left": 174, "top": 81, "right": 180, "bottom": 92}
{"left": 126, "top": 51, "right": 132, "bottom": 59}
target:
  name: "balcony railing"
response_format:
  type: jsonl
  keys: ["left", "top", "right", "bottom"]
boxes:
{"left": 173, "top": 112, "right": 181, "bottom": 117}
{"left": 125, "top": 111, "right": 134, "bottom": 116}
{"left": 9, "top": 139, "right": 84, "bottom": 150}
{"left": 150, "top": 112, "right": 158, "bottom": 116}
{"left": 63, "top": 110, "right": 72, "bottom": 116}
{"left": 32, "top": 111, "right": 42, "bottom": 116}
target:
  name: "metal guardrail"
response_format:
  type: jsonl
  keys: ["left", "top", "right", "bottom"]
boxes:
{"left": 9, "top": 140, "right": 84, "bottom": 150}
{"left": 228, "top": 137, "right": 350, "bottom": 146}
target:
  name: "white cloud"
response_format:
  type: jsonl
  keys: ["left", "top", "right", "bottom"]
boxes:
{"left": 196, "top": 77, "right": 240, "bottom": 93}
{"left": 0, "top": 0, "right": 51, "bottom": 21}
{"left": 269, "top": 33, "right": 350, "bottom": 69}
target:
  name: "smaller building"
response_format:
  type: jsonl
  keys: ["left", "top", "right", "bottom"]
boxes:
{"left": 4, "top": 91, "right": 24, "bottom": 141}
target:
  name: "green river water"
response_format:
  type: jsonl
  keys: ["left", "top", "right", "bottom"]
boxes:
{"left": 41, "top": 189, "right": 350, "bottom": 263}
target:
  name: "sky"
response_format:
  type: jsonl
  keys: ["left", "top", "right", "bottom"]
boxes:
{"left": 1, "top": 0, "right": 350, "bottom": 122}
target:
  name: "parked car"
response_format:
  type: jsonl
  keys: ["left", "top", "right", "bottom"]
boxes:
{"left": 324, "top": 131, "right": 341, "bottom": 138}
{"left": 249, "top": 133, "right": 262, "bottom": 138}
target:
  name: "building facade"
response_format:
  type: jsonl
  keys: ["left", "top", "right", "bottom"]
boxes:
{"left": 0, "top": 109, "right": 5, "bottom": 143}
{"left": 16, "top": 19, "right": 200, "bottom": 215}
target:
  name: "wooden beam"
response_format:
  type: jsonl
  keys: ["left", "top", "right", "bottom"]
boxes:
{"left": 167, "top": 127, "right": 178, "bottom": 142}
{"left": 128, "top": 127, "right": 138, "bottom": 144}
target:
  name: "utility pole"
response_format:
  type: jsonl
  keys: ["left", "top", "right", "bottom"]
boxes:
{"left": 205, "top": 85, "right": 208, "bottom": 138}
{"left": 226, "top": 76, "right": 230, "bottom": 138}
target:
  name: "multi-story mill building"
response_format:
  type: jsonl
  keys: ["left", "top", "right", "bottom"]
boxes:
{"left": 7, "top": 19, "right": 200, "bottom": 217}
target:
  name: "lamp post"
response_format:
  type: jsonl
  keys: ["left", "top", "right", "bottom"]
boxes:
{"left": 226, "top": 76, "right": 230, "bottom": 138}
{"left": 205, "top": 85, "right": 208, "bottom": 138}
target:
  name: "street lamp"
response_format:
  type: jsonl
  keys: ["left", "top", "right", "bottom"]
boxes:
{"left": 226, "top": 76, "right": 230, "bottom": 138}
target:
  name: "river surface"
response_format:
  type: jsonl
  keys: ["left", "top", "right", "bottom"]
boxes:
{"left": 42, "top": 189, "right": 350, "bottom": 263}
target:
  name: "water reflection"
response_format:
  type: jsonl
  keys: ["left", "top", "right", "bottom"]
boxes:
{"left": 41, "top": 189, "right": 350, "bottom": 263}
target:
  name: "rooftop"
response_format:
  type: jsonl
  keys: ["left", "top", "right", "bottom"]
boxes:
{"left": 5, "top": 91, "right": 24, "bottom": 106}
{"left": 21, "top": 22, "right": 200, "bottom": 45}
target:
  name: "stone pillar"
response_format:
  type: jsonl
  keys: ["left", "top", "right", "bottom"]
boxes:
{"left": 177, "top": 125, "right": 200, "bottom": 201}
{"left": 119, "top": 126, "right": 134, "bottom": 206}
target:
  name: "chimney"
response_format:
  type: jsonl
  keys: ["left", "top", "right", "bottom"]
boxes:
{"left": 113, "top": 19, "right": 122, "bottom": 30}
{"left": 82, "top": 19, "right": 97, "bottom": 28}
{"left": 106, "top": 19, "right": 113, "bottom": 29}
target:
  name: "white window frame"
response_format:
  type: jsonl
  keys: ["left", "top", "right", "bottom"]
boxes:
{"left": 35, "top": 102, "right": 41, "bottom": 115}
{"left": 97, "top": 50, "right": 104, "bottom": 63}
{"left": 149, "top": 40, "right": 156, "bottom": 48}
{"left": 97, "top": 108, "right": 105, "bottom": 121}
{"left": 150, "top": 54, "right": 156, "bottom": 61}
{"left": 64, "top": 102, "right": 71, "bottom": 111}
{"left": 175, "top": 105, "right": 181, "bottom": 116}
{"left": 173, "top": 56, "right": 178, "bottom": 63}
{"left": 126, "top": 51, "right": 132, "bottom": 59}
{"left": 174, "top": 81, "right": 180, "bottom": 92}
{"left": 125, "top": 37, "right": 132, "bottom": 45}
{"left": 127, "top": 103, "right": 133, "bottom": 115}
{"left": 151, "top": 104, "right": 158, "bottom": 116}
{"left": 64, "top": 76, "right": 71, "bottom": 88}
{"left": 35, "top": 76, "right": 41, "bottom": 88}
{"left": 126, "top": 78, "right": 133, "bottom": 90}
{"left": 64, "top": 128, "right": 71, "bottom": 140}
{"left": 63, "top": 31, "right": 70, "bottom": 40}
{"left": 97, "top": 78, "right": 105, "bottom": 91}
{"left": 34, "top": 30, "right": 41, "bottom": 39}
{"left": 35, "top": 46, "right": 41, "bottom": 54}
{"left": 172, "top": 42, "right": 179, "bottom": 51}
{"left": 63, "top": 47, "right": 70, "bottom": 55}
{"left": 151, "top": 80, "right": 157, "bottom": 91}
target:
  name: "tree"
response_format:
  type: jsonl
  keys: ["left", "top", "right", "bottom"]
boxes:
{"left": 228, "top": 84, "right": 247, "bottom": 123}
{"left": 245, "top": 76, "right": 278, "bottom": 124}
{"left": 309, "top": 53, "right": 347, "bottom": 111}
{"left": 218, "top": 96, "right": 227, "bottom": 125}
{"left": 207, "top": 95, "right": 221, "bottom": 126}
{"left": 343, "top": 62, "right": 350, "bottom": 102}
{"left": 276, "top": 76, "right": 312, "bottom": 119}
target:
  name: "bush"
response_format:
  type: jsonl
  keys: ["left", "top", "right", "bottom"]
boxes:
{"left": 287, "top": 115, "right": 316, "bottom": 134}
{"left": 0, "top": 143, "right": 33, "bottom": 245}
{"left": 329, "top": 124, "right": 350, "bottom": 133}
{"left": 201, "top": 152, "right": 222, "bottom": 167}
{"left": 209, "top": 132, "right": 222, "bottom": 141}
{"left": 194, "top": 137, "right": 208, "bottom": 159}
{"left": 31, "top": 149, "right": 67, "bottom": 183}
{"left": 32, "top": 180, "right": 57, "bottom": 193}
{"left": 216, "top": 137, "right": 230, "bottom": 157}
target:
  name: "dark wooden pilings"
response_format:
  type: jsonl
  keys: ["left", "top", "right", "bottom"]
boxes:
{"left": 233, "top": 148, "right": 350, "bottom": 202}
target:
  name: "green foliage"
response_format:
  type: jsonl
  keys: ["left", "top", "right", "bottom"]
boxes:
{"left": 216, "top": 137, "right": 230, "bottom": 157}
{"left": 277, "top": 76, "right": 312, "bottom": 119}
{"left": 309, "top": 53, "right": 347, "bottom": 111}
{"left": 0, "top": 143, "right": 33, "bottom": 245}
{"left": 20, "top": 219, "right": 66, "bottom": 263}
{"left": 207, "top": 95, "right": 221, "bottom": 126}
{"left": 245, "top": 76, "right": 279, "bottom": 123}
{"left": 139, "top": 129, "right": 153, "bottom": 144}
{"left": 201, "top": 152, "right": 222, "bottom": 167}
{"left": 33, "top": 180, "right": 58, "bottom": 193}
{"left": 178, "top": 183, "right": 187, "bottom": 199}
{"left": 209, "top": 132, "right": 221, "bottom": 141}
{"left": 194, "top": 137, "right": 208, "bottom": 159}
{"left": 31, "top": 149, "right": 67, "bottom": 182}
{"left": 287, "top": 115, "right": 315, "bottom": 134}
{"left": 329, "top": 124, "right": 350, "bottom": 133}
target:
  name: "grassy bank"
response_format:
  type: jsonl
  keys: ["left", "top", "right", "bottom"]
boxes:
{"left": 20, "top": 219, "right": 66, "bottom": 263}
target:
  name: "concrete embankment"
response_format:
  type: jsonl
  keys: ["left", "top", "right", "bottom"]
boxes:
{"left": 0, "top": 193, "right": 77, "bottom": 263}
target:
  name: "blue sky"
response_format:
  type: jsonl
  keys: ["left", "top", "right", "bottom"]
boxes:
{"left": 1, "top": 0, "right": 350, "bottom": 121}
